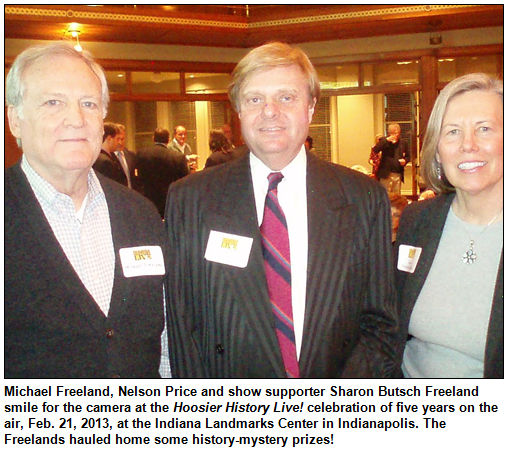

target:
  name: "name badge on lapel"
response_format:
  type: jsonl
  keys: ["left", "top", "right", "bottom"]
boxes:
{"left": 119, "top": 246, "right": 165, "bottom": 278}
{"left": 205, "top": 230, "right": 253, "bottom": 268}
{"left": 397, "top": 244, "right": 422, "bottom": 274}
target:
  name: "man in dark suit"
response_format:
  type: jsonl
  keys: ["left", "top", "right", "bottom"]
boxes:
{"left": 5, "top": 42, "right": 169, "bottom": 378}
{"left": 93, "top": 122, "right": 128, "bottom": 186}
{"left": 165, "top": 42, "right": 398, "bottom": 378}
{"left": 115, "top": 123, "right": 143, "bottom": 193}
{"left": 137, "top": 127, "right": 189, "bottom": 218}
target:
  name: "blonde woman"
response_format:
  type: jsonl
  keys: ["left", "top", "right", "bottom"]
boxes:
{"left": 395, "top": 73, "right": 503, "bottom": 378}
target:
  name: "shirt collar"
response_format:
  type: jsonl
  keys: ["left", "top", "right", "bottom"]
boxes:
{"left": 172, "top": 138, "right": 186, "bottom": 151}
{"left": 21, "top": 154, "right": 106, "bottom": 214}
{"left": 250, "top": 145, "right": 307, "bottom": 186}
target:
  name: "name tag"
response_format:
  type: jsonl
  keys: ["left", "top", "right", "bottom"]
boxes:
{"left": 119, "top": 246, "right": 165, "bottom": 278}
{"left": 205, "top": 230, "right": 253, "bottom": 268}
{"left": 397, "top": 244, "right": 422, "bottom": 274}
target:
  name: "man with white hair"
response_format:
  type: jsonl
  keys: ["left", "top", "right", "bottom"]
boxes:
{"left": 5, "top": 42, "right": 169, "bottom": 378}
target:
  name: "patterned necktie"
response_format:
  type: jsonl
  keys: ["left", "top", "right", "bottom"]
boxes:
{"left": 115, "top": 151, "right": 131, "bottom": 188}
{"left": 260, "top": 172, "right": 300, "bottom": 378}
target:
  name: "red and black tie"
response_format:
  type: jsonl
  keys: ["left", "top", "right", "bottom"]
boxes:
{"left": 260, "top": 172, "right": 300, "bottom": 378}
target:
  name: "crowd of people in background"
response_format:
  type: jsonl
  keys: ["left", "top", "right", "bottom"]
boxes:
{"left": 4, "top": 40, "right": 503, "bottom": 380}
{"left": 84, "top": 107, "right": 424, "bottom": 225}
{"left": 90, "top": 121, "right": 245, "bottom": 216}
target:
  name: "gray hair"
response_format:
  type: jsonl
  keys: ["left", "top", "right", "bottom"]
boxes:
{"left": 421, "top": 73, "right": 503, "bottom": 194}
{"left": 5, "top": 42, "right": 109, "bottom": 119}
{"left": 228, "top": 42, "right": 321, "bottom": 112}
{"left": 387, "top": 123, "right": 401, "bottom": 134}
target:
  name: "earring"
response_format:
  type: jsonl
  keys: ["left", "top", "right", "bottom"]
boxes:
{"left": 435, "top": 154, "right": 442, "bottom": 181}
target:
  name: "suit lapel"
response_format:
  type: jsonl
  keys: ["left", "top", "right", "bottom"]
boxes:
{"left": 204, "top": 155, "right": 286, "bottom": 377}
{"left": 101, "top": 182, "right": 139, "bottom": 321}
{"left": 401, "top": 194, "right": 454, "bottom": 309}
{"left": 299, "top": 156, "right": 357, "bottom": 375}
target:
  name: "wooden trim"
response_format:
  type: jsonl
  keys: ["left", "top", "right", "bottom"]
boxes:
{"left": 322, "top": 84, "right": 421, "bottom": 97}
{"left": 97, "top": 59, "right": 236, "bottom": 74}
{"left": 314, "top": 44, "right": 502, "bottom": 66}
{"left": 110, "top": 93, "right": 229, "bottom": 102}
{"left": 179, "top": 73, "right": 186, "bottom": 95}
{"left": 125, "top": 71, "right": 132, "bottom": 95}
{"left": 3, "top": 56, "right": 236, "bottom": 74}
{"left": 434, "top": 44, "right": 503, "bottom": 58}
{"left": 420, "top": 55, "right": 438, "bottom": 142}
{"left": 5, "top": 44, "right": 501, "bottom": 72}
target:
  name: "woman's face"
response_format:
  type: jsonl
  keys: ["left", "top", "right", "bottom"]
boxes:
{"left": 437, "top": 90, "right": 503, "bottom": 199}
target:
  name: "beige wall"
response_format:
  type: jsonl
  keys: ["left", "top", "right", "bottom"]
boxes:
{"left": 334, "top": 94, "right": 376, "bottom": 170}
{"left": 5, "top": 26, "right": 502, "bottom": 63}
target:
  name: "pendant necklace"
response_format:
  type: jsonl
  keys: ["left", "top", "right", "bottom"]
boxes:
{"left": 460, "top": 209, "right": 503, "bottom": 265}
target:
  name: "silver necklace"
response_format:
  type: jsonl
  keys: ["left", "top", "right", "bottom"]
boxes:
{"left": 460, "top": 210, "right": 503, "bottom": 265}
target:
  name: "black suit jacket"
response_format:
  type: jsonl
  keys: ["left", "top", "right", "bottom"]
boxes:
{"left": 5, "top": 162, "right": 166, "bottom": 378}
{"left": 137, "top": 143, "right": 190, "bottom": 217}
{"left": 394, "top": 193, "right": 503, "bottom": 378}
{"left": 93, "top": 149, "right": 128, "bottom": 186}
{"left": 205, "top": 149, "right": 238, "bottom": 168}
{"left": 375, "top": 137, "right": 410, "bottom": 181}
{"left": 121, "top": 148, "right": 144, "bottom": 193}
{"left": 165, "top": 151, "right": 398, "bottom": 378}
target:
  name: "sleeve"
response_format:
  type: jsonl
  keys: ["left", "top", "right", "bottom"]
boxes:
{"left": 178, "top": 155, "right": 190, "bottom": 178}
{"left": 372, "top": 137, "right": 387, "bottom": 154}
{"left": 341, "top": 187, "right": 400, "bottom": 378}
{"left": 164, "top": 185, "right": 208, "bottom": 378}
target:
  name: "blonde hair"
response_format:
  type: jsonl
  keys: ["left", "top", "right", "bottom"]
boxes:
{"left": 421, "top": 73, "right": 503, "bottom": 194}
{"left": 228, "top": 42, "right": 320, "bottom": 112}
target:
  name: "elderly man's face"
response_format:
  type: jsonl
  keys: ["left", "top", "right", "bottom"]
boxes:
{"left": 175, "top": 127, "right": 187, "bottom": 146}
{"left": 238, "top": 64, "right": 315, "bottom": 169}
{"left": 8, "top": 55, "right": 104, "bottom": 181}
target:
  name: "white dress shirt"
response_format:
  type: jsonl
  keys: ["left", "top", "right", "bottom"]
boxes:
{"left": 250, "top": 147, "right": 308, "bottom": 359}
{"left": 172, "top": 138, "right": 191, "bottom": 155}
{"left": 115, "top": 150, "right": 131, "bottom": 188}
{"left": 22, "top": 156, "right": 115, "bottom": 316}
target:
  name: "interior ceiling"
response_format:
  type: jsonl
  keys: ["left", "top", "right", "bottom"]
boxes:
{"left": 5, "top": 4, "right": 503, "bottom": 49}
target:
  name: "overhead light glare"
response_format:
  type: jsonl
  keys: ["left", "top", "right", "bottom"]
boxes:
{"left": 63, "top": 23, "right": 83, "bottom": 52}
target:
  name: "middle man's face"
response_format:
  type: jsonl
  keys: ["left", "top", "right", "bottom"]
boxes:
{"left": 238, "top": 64, "right": 315, "bottom": 170}
{"left": 175, "top": 127, "right": 187, "bottom": 146}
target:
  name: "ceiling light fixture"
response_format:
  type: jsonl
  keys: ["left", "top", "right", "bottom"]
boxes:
{"left": 429, "top": 31, "right": 442, "bottom": 46}
{"left": 63, "top": 23, "right": 83, "bottom": 52}
{"left": 427, "top": 19, "right": 442, "bottom": 46}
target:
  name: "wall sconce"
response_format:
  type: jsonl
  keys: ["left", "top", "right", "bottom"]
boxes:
{"left": 429, "top": 31, "right": 442, "bottom": 46}
{"left": 428, "top": 19, "right": 442, "bottom": 46}
{"left": 63, "top": 24, "right": 83, "bottom": 52}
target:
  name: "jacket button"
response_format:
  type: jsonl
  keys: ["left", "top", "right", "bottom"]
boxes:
{"left": 216, "top": 344, "right": 225, "bottom": 354}
{"left": 106, "top": 328, "right": 114, "bottom": 338}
